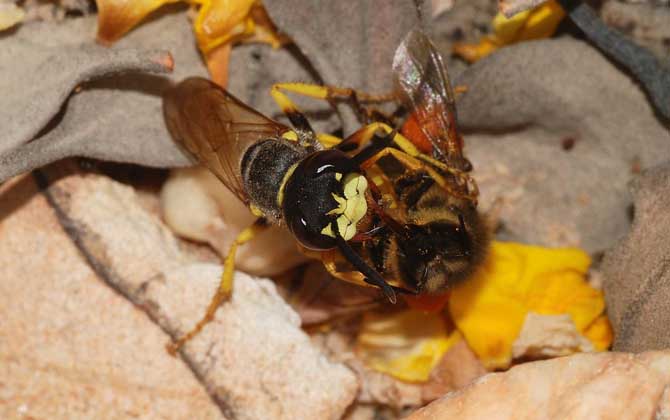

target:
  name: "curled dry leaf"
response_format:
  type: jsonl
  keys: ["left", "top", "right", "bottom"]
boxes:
{"left": 0, "top": 13, "right": 203, "bottom": 183}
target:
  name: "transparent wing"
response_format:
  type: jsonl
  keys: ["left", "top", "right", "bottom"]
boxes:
{"left": 163, "top": 77, "right": 290, "bottom": 203}
{"left": 392, "top": 29, "right": 465, "bottom": 167}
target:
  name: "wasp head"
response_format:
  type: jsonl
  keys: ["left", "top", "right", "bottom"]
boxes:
{"left": 281, "top": 149, "right": 369, "bottom": 250}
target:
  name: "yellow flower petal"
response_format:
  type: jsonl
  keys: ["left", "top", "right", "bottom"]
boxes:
{"left": 96, "top": 0, "right": 285, "bottom": 86}
{"left": 514, "top": 0, "right": 565, "bottom": 42}
{"left": 356, "top": 309, "right": 457, "bottom": 382}
{"left": 0, "top": 3, "right": 25, "bottom": 32}
{"left": 96, "top": 0, "right": 180, "bottom": 44}
{"left": 192, "top": 0, "right": 256, "bottom": 53}
{"left": 582, "top": 315, "right": 614, "bottom": 352}
{"left": 452, "top": 37, "right": 499, "bottom": 64}
{"left": 194, "top": 1, "right": 286, "bottom": 86}
{"left": 449, "top": 241, "right": 610, "bottom": 369}
{"left": 453, "top": 0, "right": 565, "bottom": 63}
{"left": 205, "top": 43, "right": 231, "bottom": 86}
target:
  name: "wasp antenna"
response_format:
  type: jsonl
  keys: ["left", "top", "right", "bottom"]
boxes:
{"left": 333, "top": 227, "right": 397, "bottom": 304}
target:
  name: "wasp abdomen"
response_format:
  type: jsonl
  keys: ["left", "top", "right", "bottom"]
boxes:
{"left": 242, "top": 139, "right": 308, "bottom": 220}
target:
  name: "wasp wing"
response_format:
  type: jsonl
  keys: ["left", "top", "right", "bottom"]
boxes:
{"left": 392, "top": 30, "right": 465, "bottom": 167}
{"left": 163, "top": 77, "right": 290, "bottom": 204}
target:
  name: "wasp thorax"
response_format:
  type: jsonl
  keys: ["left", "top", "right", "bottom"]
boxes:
{"left": 281, "top": 149, "right": 369, "bottom": 250}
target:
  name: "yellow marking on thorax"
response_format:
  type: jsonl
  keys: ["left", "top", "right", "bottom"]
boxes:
{"left": 249, "top": 203, "right": 265, "bottom": 217}
{"left": 281, "top": 130, "right": 299, "bottom": 141}
{"left": 276, "top": 162, "right": 299, "bottom": 207}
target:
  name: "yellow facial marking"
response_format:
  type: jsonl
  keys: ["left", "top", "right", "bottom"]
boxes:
{"left": 335, "top": 172, "right": 343, "bottom": 181}
{"left": 321, "top": 224, "right": 335, "bottom": 238}
{"left": 327, "top": 193, "right": 347, "bottom": 216}
{"left": 322, "top": 173, "right": 368, "bottom": 241}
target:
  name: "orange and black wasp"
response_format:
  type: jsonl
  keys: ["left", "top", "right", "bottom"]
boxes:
{"left": 162, "top": 29, "right": 487, "bottom": 351}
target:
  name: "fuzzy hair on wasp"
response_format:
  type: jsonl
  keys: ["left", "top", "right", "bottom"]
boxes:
{"left": 162, "top": 29, "right": 488, "bottom": 353}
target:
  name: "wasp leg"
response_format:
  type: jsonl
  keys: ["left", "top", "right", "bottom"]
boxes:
{"left": 271, "top": 82, "right": 395, "bottom": 125}
{"left": 365, "top": 145, "right": 478, "bottom": 203}
{"left": 167, "top": 218, "right": 268, "bottom": 355}
{"left": 342, "top": 122, "right": 479, "bottom": 203}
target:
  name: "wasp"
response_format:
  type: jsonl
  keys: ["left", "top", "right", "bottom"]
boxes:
{"left": 163, "top": 29, "right": 488, "bottom": 352}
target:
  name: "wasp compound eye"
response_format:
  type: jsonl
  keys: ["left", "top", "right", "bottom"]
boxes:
{"left": 281, "top": 150, "right": 368, "bottom": 250}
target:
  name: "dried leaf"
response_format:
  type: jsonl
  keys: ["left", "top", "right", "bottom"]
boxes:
{"left": 0, "top": 13, "right": 203, "bottom": 182}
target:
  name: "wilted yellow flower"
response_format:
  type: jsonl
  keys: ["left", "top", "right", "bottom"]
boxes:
{"left": 96, "top": 0, "right": 181, "bottom": 44}
{"left": 453, "top": 0, "right": 565, "bottom": 62}
{"left": 582, "top": 315, "right": 614, "bottom": 352}
{"left": 449, "top": 241, "right": 611, "bottom": 369}
{"left": 357, "top": 241, "right": 611, "bottom": 379}
{"left": 192, "top": 0, "right": 282, "bottom": 53}
{"left": 96, "top": 0, "right": 284, "bottom": 85}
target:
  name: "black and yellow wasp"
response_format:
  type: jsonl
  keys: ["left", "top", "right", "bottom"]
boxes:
{"left": 163, "top": 29, "right": 488, "bottom": 351}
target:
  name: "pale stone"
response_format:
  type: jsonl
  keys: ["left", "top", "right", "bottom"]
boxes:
{"left": 146, "top": 266, "right": 359, "bottom": 420}
{"left": 0, "top": 174, "right": 223, "bottom": 420}
{"left": 0, "top": 166, "right": 358, "bottom": 420}
{"left": 512, "top": 313, "right": 594, "bottom": 360}
{"left": 408, "top": 351, "right": 670, "bottom": 420}
{"left": 160, "top": 167, "right": 307, "bottom": 276}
